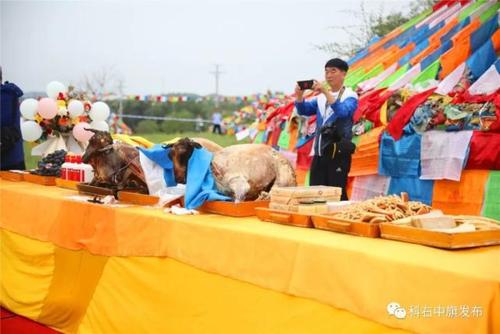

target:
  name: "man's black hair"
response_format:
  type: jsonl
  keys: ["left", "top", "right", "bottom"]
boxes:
{"left": 325, "top": 58, "right": 349, "bottom": 72}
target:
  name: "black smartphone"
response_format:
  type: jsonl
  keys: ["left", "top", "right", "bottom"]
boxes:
{"left": 297, "top": 80, "right": 314, "bottom": 90}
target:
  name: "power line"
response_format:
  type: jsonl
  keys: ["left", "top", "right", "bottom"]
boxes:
{"left": 120, "top": 114, "right": 211, "bottom": 123}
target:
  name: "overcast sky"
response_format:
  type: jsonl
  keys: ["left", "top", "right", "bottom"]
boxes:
{"left": 1, "top": 0, "right": 412, "bottom": 96}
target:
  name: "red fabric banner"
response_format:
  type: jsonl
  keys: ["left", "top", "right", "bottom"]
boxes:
{"left": 386, "top": 88, "right": 436, "bottom": 140}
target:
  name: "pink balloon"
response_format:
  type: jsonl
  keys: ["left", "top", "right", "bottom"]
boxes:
{"left": 72, "top": 122, "right": 94, "bottom": 142}
{"left": 37, "top": 98, "right": 58, "bottom": 119}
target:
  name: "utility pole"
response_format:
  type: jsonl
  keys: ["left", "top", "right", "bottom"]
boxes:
{"left": 118, "top": 79, "right": 124, "bottom": 121}
{"left": 210, "top": 64, "right": 224, "bottom": 109}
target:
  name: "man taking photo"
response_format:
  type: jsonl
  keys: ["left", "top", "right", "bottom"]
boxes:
{"left": 294, "top": 58, "right": 358, "bottom": 200}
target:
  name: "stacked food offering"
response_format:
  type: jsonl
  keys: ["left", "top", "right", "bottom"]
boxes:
{"left": 306, "top": 192, "right": 500, "bottom": 249}
{"left": 269, "top": 186, "right": 341, "bottom": 214}
{"left": 310, "top": 193, "right": 431, "bottom": 238}
{"left": 388, "top": 213, "right": 500, "bottom": 232}
{"left": 380, "top": 212, "right": 500, "bottom": 249}
{"left": 329, "top": 193, "right": 431, "bottom": 224}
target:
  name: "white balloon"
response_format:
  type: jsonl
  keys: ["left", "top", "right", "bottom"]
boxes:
{"left": 89, "top": 101, "right": 110, "bottom": 121}
{"left": 21, "top": 121, "right": 43, "bottom": 142}
{"left": 20, "top": 98, "right": 39, "bottom": 120}
{"left": 46, "top": 81, "right": 67, "bottom": 99}
{"left": 91, "top": 120, "right": 109, "bottom": 132}
{"left": 67, "top": 100, "right": 85, "bottom": 118}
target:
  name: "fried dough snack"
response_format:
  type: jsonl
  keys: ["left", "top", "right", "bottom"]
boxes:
{"left": 333, "top": 193, "right": 432, "bottom": 223}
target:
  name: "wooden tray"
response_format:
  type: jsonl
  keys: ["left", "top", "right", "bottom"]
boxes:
{"left": 117, "top": 191, "right": 160, "bottom": 206}
{"left": 77, "top": 183, "right": 115, "bottom": 197}
{"left": 312, "top": 214, "right": 380, "bottom": 237}
{"left": 117, "top": 191, "right": 183, "bottom": 208}
{"left": 55, "top": 178, "right": 79, "bottom": 190}
{"left": 255, "top": 207, "right": 313, "bottom": 228}
{"left": 270, "top": 185, "right": 341, "bottom": 199}
{"left": 0, "top": 171, "right": 26, "bottom": 182}
{"left": 199, "top": 200, "right": 269, "bottom": 217}
{"left": 379, "top": 223, "right": 500, "bottom": 249}
{"left": 24, "top": 173, "right": 56, "bottom": 186}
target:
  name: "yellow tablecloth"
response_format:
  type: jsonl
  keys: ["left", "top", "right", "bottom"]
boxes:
{"left": 1, "top": 180, "right": 499, "bottom": 334}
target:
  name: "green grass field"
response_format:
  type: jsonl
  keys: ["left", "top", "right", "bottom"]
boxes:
{"left": 139, "top": 131, "right": 250, "bottom": 147}
{"left": 23, "top": 131, "right": 250, "bottom": 170}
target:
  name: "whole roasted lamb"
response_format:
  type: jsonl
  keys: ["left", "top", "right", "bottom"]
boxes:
{"left": 168, "top": 138, "right": 297, "bottom": 201}
{"left": 82, "top": 129, "right": 148, "bottom": 193}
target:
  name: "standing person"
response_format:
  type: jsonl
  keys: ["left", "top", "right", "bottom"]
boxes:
{"left": 294, "top": 58, "right": 358, "bottom": 200}
{"left": 212, "top": 110, "right": 222, "bottom": 134}
{"left": 0, "top": 67, "right": 25, "bottom": 170}
{"left": 195, "top": 115, "right": 204, "bottom": 132}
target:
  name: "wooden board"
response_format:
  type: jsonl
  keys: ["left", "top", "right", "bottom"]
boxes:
{"left": 255, "top": 207, "right": 313, "bottom": 228}
{"left": 379, "top": 223, "right": 500, "bottom": 249}
{"left": 312, "top": 214, "right": 380, "bottom": 238}
{"left": 24, "top": 173, "right": 56, "bottom": 186}
{"left": 55, "top": 178, "right": 79, "bottom": 190}
{"left": 199, "top": 200, "right": 269, "bottom": 217}
{"left": 0, "top": 171, "right": 26, "bottom": 182}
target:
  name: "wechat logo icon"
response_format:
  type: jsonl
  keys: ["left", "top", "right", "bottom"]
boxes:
{"left": 387, "top": 302, "right": 406, "bottom": 319}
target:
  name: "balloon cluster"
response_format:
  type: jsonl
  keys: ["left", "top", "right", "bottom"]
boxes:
{"left": 19, "top": 81, "right": 111, "bottom": 143}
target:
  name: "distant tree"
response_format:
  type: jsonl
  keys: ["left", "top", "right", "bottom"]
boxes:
{"left": 371, "top": 12, "right": 408, "bottom": 37}
{"left": 160, "top": 109, "right": 196, "bottom": 133}
{"left": 108, "top": 95, "right": 248, "bottom": 133}
{"left": 78, "top": 66, "right": 124, "bottom": 99}
{"left": 409, "top": 0, "right": 436, "bottom": 17}
{"left": 136, "top": 120, "right": 160, "bottom": 133}
{"left": 316, "top": 0, "right": 435, "bottom": 58}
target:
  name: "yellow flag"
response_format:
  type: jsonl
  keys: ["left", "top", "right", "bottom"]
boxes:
{"left": 380, "top": 100, "right": 388, "bottom": 125}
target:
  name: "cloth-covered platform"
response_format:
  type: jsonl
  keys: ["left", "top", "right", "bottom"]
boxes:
{"left": 0, "top": 179, "right": 499, "bottom": 334}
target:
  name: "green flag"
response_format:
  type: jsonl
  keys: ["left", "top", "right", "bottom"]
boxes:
{"left": 483, "top": 171, "right": 500, "bottom": 220}
{"left": 458, "top": 0, "right": 485, "bottom": 21}
{"left": 345, "top": 67, "right": 366, "bottom": 87}
{"left": 401, "top": 8, "right": 433, "bottom": 31}
{"left": 305, "top": 170, "right": 310, "bottom": 187}
{"left": 377, "top": 64, "right": 409, "bottom": 88}
{"left": 254, "top": 131, "right": 265, "bottom": 144}
{"left": 412, "top": 60, "right": 440, "bottom": 85}
{"left": 352, "top": 64, "right": 384, "bottom": 88}
{"left": 277, "top": 121, "right": 290, "bottom": 150}
{"left": 480, "top": 2, "right": 500, "bottom": 23}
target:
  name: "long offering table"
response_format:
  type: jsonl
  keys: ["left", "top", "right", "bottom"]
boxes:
{"left": 0, "top": 180, "right": 498, "bottom": 334}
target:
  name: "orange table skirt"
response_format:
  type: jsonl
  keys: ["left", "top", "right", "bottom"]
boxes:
{"left": 1, "top": 229, "right": 410, "bottom": 334}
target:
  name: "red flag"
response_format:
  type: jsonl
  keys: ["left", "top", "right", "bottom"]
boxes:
{"left": 451, "top": 89, "right": 498, "bottom": 104}
{"left": 266, "top": 102, "right": 294, "bottom": 123}
{"left": 386, "top": 87, "right": 436, "bottom": 140}
{"left": 465, "top": 131, "right": 500, "bottom": 170}
{"left": 296, "top": 137, "right": 314, "bottom": 170}
{"left": 363, "top": 90, "right": 393, "bottom": 126}
{"left": 353, "top": 88, "right": 388, "bottom": 124}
